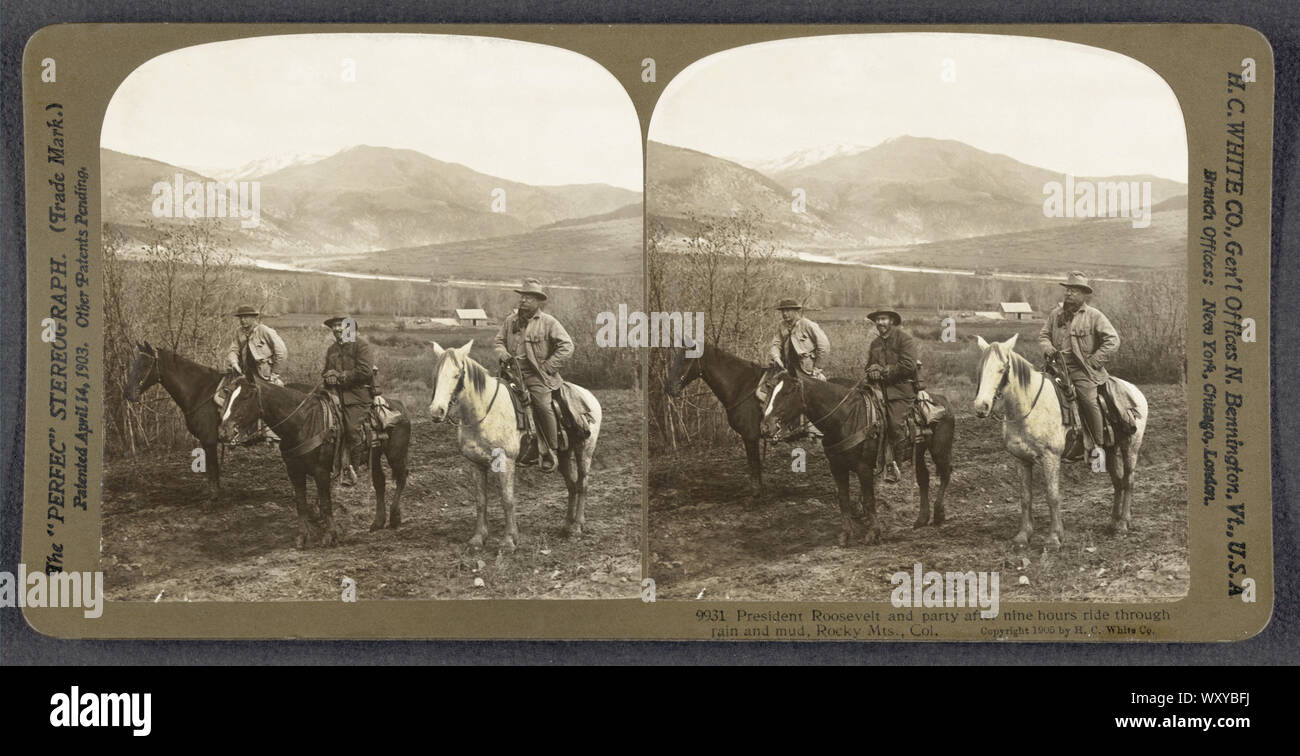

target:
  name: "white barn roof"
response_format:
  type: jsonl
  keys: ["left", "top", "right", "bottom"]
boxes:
{"left": 455, "top": 308, "right": 489, "bottom": 320}
{"left": 1000, "top": 302, "right": 1033, "bottom": 314}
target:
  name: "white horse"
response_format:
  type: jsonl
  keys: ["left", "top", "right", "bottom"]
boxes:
{"left": 427, "top": 340, "right": 601, "bottom": 551}
{"left": 973, "top": 334, "right": 1147, "bottom": 548}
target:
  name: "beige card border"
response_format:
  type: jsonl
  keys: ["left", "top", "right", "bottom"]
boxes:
{"left": 20, "top": 23, "right": 1273, "bottom": 640}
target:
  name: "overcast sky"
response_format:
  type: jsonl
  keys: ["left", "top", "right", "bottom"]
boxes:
{"left": 103, "top": 34, "right": 642, "bottom": 190}
{"left": 650, "top": 33, "right": 1188, "bottom": 182}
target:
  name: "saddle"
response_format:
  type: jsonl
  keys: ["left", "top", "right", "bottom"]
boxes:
{"left": 502, "top": 379, "right": 593, "bottom": 464}
{"left": 1044, "top": 363, "right": 1140, "bottom": 461}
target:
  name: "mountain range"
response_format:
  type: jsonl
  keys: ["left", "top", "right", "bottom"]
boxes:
{"left": 102, "top": 145, "right": 641, "bottom": 260}
{"left": 649, "top": 136, "right": 1186, "bottom": 249}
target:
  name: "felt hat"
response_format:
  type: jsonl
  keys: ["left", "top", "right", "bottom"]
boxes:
{"left": 1059, "top": 271, "right": 1093, "bottom": 294}
{"left": 867, "top": 310, "right": 902, "bottom": 325}
{"left": 231, "top": 304, "right": 260, "bottom": 317}
{"left": 323, "top": 315, "right": 353, "bottom": 327}
{"left": 774, "top": 299, "right": 803, "bottom": 310}
{"left": 513, "top": 278, "right": 548, "bottom": 300}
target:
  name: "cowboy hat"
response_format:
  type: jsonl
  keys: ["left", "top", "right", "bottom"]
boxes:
{"left": 323, "top": 314, "right": 354, "bottom": 327}
{"left": 513, "top": 278, "right": 548, "bottom": 300}
{"left": 867, "top": 310, "right": 902, "bottom": 325}
{"left": 231, "top": 304, "right": 260, "bottom": 317}
{"left": 774, "top": 299, "right": 803, "bottom": 310}
{"left": 1059, "top": 271, "right": 1093, "bottom": 294}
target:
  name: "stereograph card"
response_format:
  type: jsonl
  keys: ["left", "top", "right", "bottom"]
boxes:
{"left": 16, "top": 24, "right": 1273, "bottom": 641}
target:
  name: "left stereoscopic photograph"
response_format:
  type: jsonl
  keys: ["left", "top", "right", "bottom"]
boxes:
{"left": 100, "top": 34, "right": 644, "bottom": 600}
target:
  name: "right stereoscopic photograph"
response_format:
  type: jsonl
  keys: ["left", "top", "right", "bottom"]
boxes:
{"left": 647, "top": 33, "right": 1190, "bottom": 602}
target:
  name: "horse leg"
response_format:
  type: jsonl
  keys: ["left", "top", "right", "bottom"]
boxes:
{"left": 386, "top": 442, "right": 408, "bottom": 530}
{"left": 205, "top": 440, "right": 221, "bottom": 496}
{"left": 743, "top": 436, "right": 763, "bottom": 502}
{"left": 315, "top": 461, "right": 339, "bottom": 547}
{"left": 560, "top": 448, "right": 582, "bottom": 537}
{"left": 856, "top": 456, "right": 881, "bottom": 545}
{"left": 288, "top": 464, "right": 312, "bottom": 549}
{"left": 1013, "top": 458, "right": 1035, "bottom": 548}
{"left": 1041, "top": 454, "right": 1064, "bottom": 550}
{"left": 914, "top": 447, "right": 931, "bottom": 529}
{"left": 576, "top": 441, "right": 594, "bottom": 535}
{"left": 931, "top": 421, "right": 954, "bottom": 527}
{"left": 369, "top": 446, "right": 387, "bottom": 532}
{"left": 468, "top": 463, "right": 490, "bottom": 549}
{"left": 499, "top": 457, "right": 518, "bottom": 553}
{"left": 1122, "top": 443, "right": 1139, "bottom": 531}
{"left": 829, "top": 458, "right": 855, "bottom": 547}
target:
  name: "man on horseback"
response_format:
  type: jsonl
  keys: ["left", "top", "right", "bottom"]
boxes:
{"left": 1038, "top": 271, "right": 1120, "bottom": 456}
{"left": 767, "top": 299, "right": 830, "bottom": 381}
{"left": 493, "top": 278, "right": 574, "bottom": 473}
{"left": 226, "top": 304, "right": 287, "bottom": 385}
{"left": 323, "top": 315, "right": 378, "bottom": 484}
{"left": 224, "top": 304, "right": 287, "bottom": 442}
{"left": 865, "top": 309, "right": 917, "bottom": 483}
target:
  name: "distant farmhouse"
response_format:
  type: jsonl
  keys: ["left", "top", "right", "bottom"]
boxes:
{"left": 1000, "top": 302, "right": 1034, "bottom": 320}
{"left": 455, "top": 308, "right": 490, "bottom": 326}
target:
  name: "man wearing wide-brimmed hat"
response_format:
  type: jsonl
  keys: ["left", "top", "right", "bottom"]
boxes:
{"left": 1039, "top": 271, "right": 1120, "bottom": 451}
{"left": 323, "top": 315, "right": 378, "bottom": 479}
{"left": 766, "top": 299, "right": 830, "bottom": 380}
{"left": 225, "top": 304, "right": 287, "bottom": 386}
{"left": 493, "top": 278, "right": 574, "bottom": 472}
{"left": 866, "top": 308, "right": 917, "bottom": 482}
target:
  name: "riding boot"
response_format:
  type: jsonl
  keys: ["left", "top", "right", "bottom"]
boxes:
{"left": 885, "top": 461, "right": 901, "bottom": 484}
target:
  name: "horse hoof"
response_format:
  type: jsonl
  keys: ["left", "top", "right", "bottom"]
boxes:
{"left": 1109, "top": 520, "right": 1129, "bottom": 536}
{"left": 562, "top": 523, "right": 583, "bottom": 538}
{"left": 1013, "top": 533, "right": 1030, "bottom": 549}
{"left": 502, "top": 538, "right": 518, "bottom": 554}
{"left": 838, "top": 532, "right": 851, "bottom": 548}
{"left": 933, "top": 512, "right": 945, "bottom": 527}
{"left": 1046, "top": 535, "right": 1062, "bottom": 551}
{"left": 387, "top": 512, "right": 401, "bottom": 529}
{"left": 468, "top": 534, "right": 485, "bottom": 550}
{"left": 296, "top": 535, "right": 309, "bottom": 549}
{"left": 369, "top": 519, "right": 385, "bottom": 532}
{"left": 912, "top": 517, "right": 928, "bottom": 529}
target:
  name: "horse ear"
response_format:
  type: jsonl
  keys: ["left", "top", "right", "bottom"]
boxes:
{"left": 1005, "top": 332, "right": 1019, "bottom": 350}
{"left": 976, "top": 335, "right": 990, "bottom": 351}
{"left": 429, "top": 341, "right": 445, "bottom": 359}
{"left": 455, "top": 339, "right": 474, "bottom": 358}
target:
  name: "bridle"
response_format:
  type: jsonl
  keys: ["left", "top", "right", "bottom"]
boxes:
{"left": 765, "top": 373, "right": 869, "bottom": 442}
{"left": 981, "top": 351, "right": 1045, "bottom": 422}
{"left": 433, "top": 357, "right": 500, "bottom": 427}
{"left": 226, "top": 379, "right": 319, "bottom": 443}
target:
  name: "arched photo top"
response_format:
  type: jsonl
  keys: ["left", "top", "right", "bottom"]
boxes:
{"left": 650, "top": 33, "right": 1186, "bottom": 186}
{"left": 103, "top": 33, "right": 642, "bottom": 193}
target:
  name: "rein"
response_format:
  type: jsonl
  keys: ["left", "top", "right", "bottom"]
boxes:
{"left": 259, "top": 381, "right": 323, "bottom": 433}
{"left": 988, "top": 360, "right": 1046, "bottom": 422}
{"left": 770, "top": 374, "right": 870, "bottom": 442}
{"left": 440, "top": 362, "right": 501, "bottom": 426}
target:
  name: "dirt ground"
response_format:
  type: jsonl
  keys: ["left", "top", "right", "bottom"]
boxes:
{"left": 649, "top": 384, "right": 1188, "bottom": 602}
{"left": 101, "top": 390, "right": 643, "bottom": 601}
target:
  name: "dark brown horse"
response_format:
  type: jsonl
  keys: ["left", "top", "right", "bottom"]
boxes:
{"left": 217, "top": 376, "right": 411, "bottom": 546}
{"left": 758, "top": 371, "right": 884, "bottom": 546}
{"left": 762, "top": 372, "right": 957, "bottom": 531}
{"left": 664, "top": 342, "right": 769, "bottom": 499}
{"left": 125, "top": 341, "right": 226, "bottom": 489}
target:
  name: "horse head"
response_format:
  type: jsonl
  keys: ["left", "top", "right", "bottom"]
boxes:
{"left": 759, "top": 372, "right": 802, "bottom": 440}
{"left": 125, "top": 340, "right": 161, "bottom": 403}
{"left": 973, "top": 333, "right": 1019, "bottom": 418}
{"left": 217, "top": 377, "right": 261, "bottom": 444}
{"left": 663, "top": 337, "right": 703, "bottom": 397}
{"left": 428, "top": 339, "right": 475, "bottom": 423}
